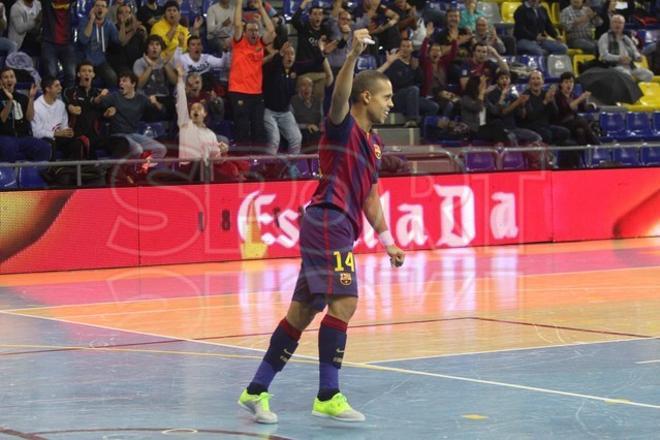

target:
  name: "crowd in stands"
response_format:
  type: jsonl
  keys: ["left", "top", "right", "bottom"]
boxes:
{"left": 0, "top": 0, "right": 659, "bottom": 182}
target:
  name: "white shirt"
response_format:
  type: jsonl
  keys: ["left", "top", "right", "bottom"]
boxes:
{"left": 9, "top": 0, "right": 41, "bottom": 50}
{"left": 31, "top": 95, "right": 68, "bottom": 140}
{"left": 176, "top": 80, "right": 222, "bottom": 161}
{"left": 206, "top": 3, "right": 235, "bottom": 40}
{"left": 174, "top": 48, "right": 228, "bottom": 76}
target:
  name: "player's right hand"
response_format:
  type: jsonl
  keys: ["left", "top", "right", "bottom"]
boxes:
{"left": 386, "top": 245, "right": 405, "bottom": 268}
{"left": 350, "top": 29, "right": 371, "bottom": 58}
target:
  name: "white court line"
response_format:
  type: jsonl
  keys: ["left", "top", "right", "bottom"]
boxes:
{"left": 368, "top": 336, "right": 658, "bottom": 364}
{"left": 636, "top": 359, "right": 660, "bottom": 364}
{"left": 2, "top": 309, "right": 659, "bottom": 411}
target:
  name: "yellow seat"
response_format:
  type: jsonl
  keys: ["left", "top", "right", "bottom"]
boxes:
{"left": 501, "top": 2, "right": 521, "bottom": 24}
{"left": 636, "top": 55, "right": 649, "bottom": 69}
{"left": 541, "top": 2, "right": 559, "bottom": 25}
{"left": 572, "top": 53, "right": 595, "bottom": 74}
{"left": 622, "top": 82, "right": 660, "bottom": 111}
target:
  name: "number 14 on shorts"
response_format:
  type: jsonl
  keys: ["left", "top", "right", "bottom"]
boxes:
{"left": 333, "top": 251, "right": 355, "bottom": 272}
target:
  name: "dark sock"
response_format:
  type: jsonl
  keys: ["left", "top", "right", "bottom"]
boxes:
{"left": 247, "top": 318, "right": 301, "bottom": 393}
{"left": 317, "top": 314, "right": 348, "bottom": 399}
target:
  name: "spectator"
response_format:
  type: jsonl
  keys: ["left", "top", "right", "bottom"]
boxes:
{"left": 133, "top": 34, "right": 177, "bottom": 121}
{"left": 262, "top": 41, "right": 304, "bottom": 157}
{"left": 63, "top": 61, "right": 108, "bottom": 154}
{"left": 432, "top": 8, "right": 472, "bottom": 82}
{"left": 174, "top": 35, "right": 228, "bottom": 91}
{"left": 459, "top": 0, "right": 483, "bottom": 31}
{"left": 32, "top": 77, "right": 87, "bottom": 160}
{"left": 459, "top": 42, "right": 508, "bottom": 90}
{"left": 107, "top": 0, "right": 135, "bottom": 25}
{"left": 554, "top": 71, "right": 600, "bottom": 145}
{"left": 138, "top": 0, "right": 163, "bottom": 34}
{"left": 228, "top": 0, "right": 275, "bottom": 153}
{"left": 326, "top": 2, "right": 353, "bottom": 75}
{"left": 560, "top": 0, "right": 602, "bottom": 54}
{"left": 486, "top": 69, "right": 542, "bottom": 146}
{"left": 109, "top": 3, "right": 148, "bottom": 74}
{"left": 378, "top": 39, "right": 439, "bottom": 127}
{"left": 518, "top": 70, "right": 570, "bottom": 148}
{"left": 474, "top": 16, "right": 507, "bottom": 55}
{"left": 77, "top": 0, "right": 121, "bottom": 87}
{"left": 0, "top": 68, "right": 51, "bottom": 162}
{"left": 461, "top": 75, "right": 509, "bottom": 143}
{"left": 0, "top": 4, "right": 17, "bottom": 54}
{"left": 185, "top": 71, "right": 224, "bottom": 124}
{"left": 390, "top": 0, "right": 418, "bottom": 38}
{"left": 151, "top": 0, "right": 202, "bottom": 60}
{"left": 598, "top": 14, "right": 653, "bottom": 82}
{"left": 292, "top": 0, "right": 332, "bottom": 101}
{"left": 595, "top": 0, "right": 634, "bottom": 39}
{"left": 354, "top": 0, "right": 400, "bottom": 51}
{"left": 514, "top": 0, "right": 568, "bottom": 55}
{"left": 291, "top": 76, "right": 322, "bottom": 153}
{"left": 8, "top": 0, "right": 41, "bottom": 56}
{"left": 99, "top": 70, "right": 168, "bottom": 159}
{"left": 40, "top": 0, "right": 75, "bottom": 87}
{"left": 175, "top": 65, "right": 228, "bottom": 163}
{"left": 206, "top": 0, "right": 234, "bottom": 53}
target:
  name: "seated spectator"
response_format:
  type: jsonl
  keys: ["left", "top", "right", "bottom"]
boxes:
{"left": 598, "top": 14, "right": 653, "bottom": 82}
{"left": 8, "top": 0, "right": 41, "bottom": 56}
{"left": 32, "top": 77, "right": 87, "bottom": 159}
{"left": 595, "top": 0, "right": 634, "bottom": 39}
{"left": 459, "top": 42, "right": 508, "bottom": 90}
{"left": 560, "top": 0, "right": 602, "bottom": 54}
{"left": 138, "top": 0, "right": 163, "bottom": 33}
{"left": 262, "top": 41, "right": 305, "bottom": 157}
{"left": 554, "top": 72, "right": 600, "bottom": 145}
{"left": 474, "top": 17, "right": 507, "bottom": 55}
{"left": 133, "top": 35, "right": 177, "bottom": 121}
{"left": 99, "top": 70, "right": 168, "bottom": 159}
{"left": 109, "top": 3, "right": 148, "bottom": 75}
{"left": 151, "top": 1, "right": 202, "bottom": 60}
{"left": 459, "top": 0, "right": 483, "bottom": 31}
{"left": 390, "top": 0, "right": 418, "bottom": 38}
{"left": 291, "top": 76, "right": 322, "bottom": 153}
{"left": 378, "top": 38, "right": 439, "bottom": 127}
{"left": 460, "top": 75, "right": 509, "bottom": 143}
{"left": 354, "top": 0, "right": 400, "bottom": 52}
{"left": 486, "top": 69, "right": 542, "bottom": 146}
{"left": 40, "top": 0, "right": 76, "bottom": 88}
{"left": 0, "top": 3, "right": 17, "bottom": 55}
{"left": 514, "top": 0, "right": 568, "bottom": 55}
{"left": 174, "top": 35, "right": 228, "bottom": 92}
{"left": 518, "top": 70, "right": 570, "bottom": 149}
{"left": 432, "top": 8, "right": 473, "bottom": 82}
{"left": 77, "top": 0, "right": 121, "bottom": 87}
{"left": 107, "top": 0, "right": 135, "bottom": 25}
{"left": 206, "top": 0, "right": 235, "bottom": 53}
{"left": 0, "top": 68, "right": 51, "bottom": 162}
{"left": 292, "top": 0, "right": 332, "bottom": 101}
{"left": 228, "top": 0, "right": 275, "bottom": 153}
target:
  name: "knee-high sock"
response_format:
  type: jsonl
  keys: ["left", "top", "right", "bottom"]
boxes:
{"left": 318, "top": 314, "right": 348, "bottom": 400}
{"left": 247, "top": 318, "right": 301, "bottom": 394}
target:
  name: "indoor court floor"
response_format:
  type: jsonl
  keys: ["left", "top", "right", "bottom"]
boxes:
{"left": 1, "top": 238, "right": 659, "bottom": 439}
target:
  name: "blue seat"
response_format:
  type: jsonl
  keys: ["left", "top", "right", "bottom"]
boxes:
{"left": 641, "top": 145, "right": 660, "bottom": 165}
{"left": 139, "top": 121, "right": 170, "bottom": 139}
{"left": 653, "top": 112, "right": 660, "bottom": 137}
{"left": 588, "top": 146, "right": 614, "bottom": 167}
{"left": 501, "top": 151, "right": 526, "bottom": 170}
{"left": 18, "top": 166, "right": 48, "bottom": 188}
{"left": 0, "top": 167, "right": 17, "bottom": 188}
{"left": 626, "top": 112, "right": 654, "bottom": 140}
{"left": 515, "top": 55, "right": 546, "bottom": 74}
{"left": 599, "top": 112, "right": 630, "bottom": 141}
{"left": 613, "top": 146, "right": 641, "bottom": 166}
{"left": 464, "top": 150, "right": 497, "bottom": 172}
{"left": 356, "top": 55, "right": 378, "bottom": 72}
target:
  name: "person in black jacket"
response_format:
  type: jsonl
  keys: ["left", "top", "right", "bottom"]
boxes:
{"left": 514, "top": 0, "right": 568, "bottom": 55}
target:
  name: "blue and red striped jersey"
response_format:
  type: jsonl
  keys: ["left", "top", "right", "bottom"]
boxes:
{"left": 309, "top": 113, "right": 383, "bottom": 238}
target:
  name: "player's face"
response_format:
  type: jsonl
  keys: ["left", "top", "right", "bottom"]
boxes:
{"left": 366, "top": 79, "right": 394, "bottom": 124}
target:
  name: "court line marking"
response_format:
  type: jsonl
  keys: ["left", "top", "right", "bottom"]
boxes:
{"left": 636, "top": 359, "right": 660, "bottom": 364}
{"left": 2, "top": 310, "right": 659, "bottom": 412}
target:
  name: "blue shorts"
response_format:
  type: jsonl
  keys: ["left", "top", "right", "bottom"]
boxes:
{"left": 292, "top": 205, "right": 358, "bottom": 311}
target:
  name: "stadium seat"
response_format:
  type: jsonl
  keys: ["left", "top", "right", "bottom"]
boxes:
{"left": 546, "top": 54, "right": 573, "bottom": 79}
{"left": 626, "top": 112, "right": 654, "bottom": 140}
{"left": 588, "top": 146, "right": 614, "bottom": 167}
{"left": 139, "top": 121, "right": 170, "bottom": 139}
{"left": 17, "top": 166, "right": 48, "bottom": 188}
{"left": 540, "top": 2, "right": 558, "bottom": 25}
{"left": 599, "top": 112, "right": 628, "bottom": 141}
{"left": 624, "top": 82, "right": 660, "bottom": 111}
{"left": 0, "top": 167, "right": 17, "bottom": 188}
{"left": 356, "top": 55, "right": 378, "bottom": 72}
{"left": 500, "top": 2, "right": 521, "bottom": 24}
{"left": 500, "top": 151, "right": 526, "bottom": 170}
{"left": 572, "top": 53, "right": 595, "bottom": 75}
{"left": 477, "top": 2, "right": 502, "bottom": 24}
{"left": 641, "top": 145, "right": 660, "bottom": 165}
{"left": 613, "top": 146, "right": 641, "bottom": 166}
{"left": 464, "top": 150, "right": 497, "bottom": 172}
{"left": 653, "top": 112, "right": 660, "bottom": 136}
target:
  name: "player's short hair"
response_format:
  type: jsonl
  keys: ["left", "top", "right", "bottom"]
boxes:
{"left": 350, "top": 70, "right": 390, "bottom": 104}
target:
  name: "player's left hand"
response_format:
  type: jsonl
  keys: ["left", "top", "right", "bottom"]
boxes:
{"left": 386, "top": 245, "right": 405, "bottom": 268}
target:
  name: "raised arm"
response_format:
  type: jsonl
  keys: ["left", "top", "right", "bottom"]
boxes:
{"left": 233, "top": 0, "right": 243, "bottom": 41}
{"left": 175, "top": 65, "right": 190, "bottom": 127}
{"left": 255, "top": 0, "right": 275, "bottom": 45}
{"left": 327, "top": 28, "right": 369, "bottom": 125}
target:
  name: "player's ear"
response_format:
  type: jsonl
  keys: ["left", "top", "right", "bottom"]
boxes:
{"left": 362, "top": 90, "right": 371, "bottom": 105}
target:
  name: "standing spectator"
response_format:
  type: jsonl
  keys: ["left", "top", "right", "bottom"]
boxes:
{"left": 432, "top": 8, "right": 472, "bottom": 82}
{"left": 151, "top": 1, "right": 202, "bottom": 60}
{"left": 185, "top": 71, "right": 225, "bottom": 124}
{"left": 598, "top": 14, "right": 653, "bottom": 82}
{"left": 228, "top": 0, "right": 275, "bottom": 153}
{"left": 0, "top": 68, "right": 51, "bottom": 162}
{"left": 292, "top": 0, "right": 332, "bottom": 101}
{"left": 0, "top": 3, "right": 17, "bottom": 54}
{"left": 32, "top": 77, "right": 87, "bottom": 159}
{"left": 326, "top": 4, "right": 353, "bottom": 75}
{"left": 77, "top": 0, "right": 121, "bottom": 87}
{"left": 474, "top": 16, "right": 507, "bottom": 55}
{"left": 354, "top": 0, "right": 400, "bottom": 51}
{"left": 99, "top": 71, "right": 168, "bottom": 159}
{"left": 560, "top": 0, "right": 602, "bottom": 54}
{"left": 459, "top": 0, "right": 483, "bottom": 31}
{"left": 378, "top": 39, "right": 439, "bottom": 127}
{"left": 133, "top": 34, "right": 177, "bottom": 121}
{"left": 8, "top": 0, "right": 41, "bottom": 56}
{"left": 459, "top": 42, "right": 508, "bottom": 90}
{"left": 109, "top": 3, "right": 148, "bottom": 74}
{"left": 518, "top": 70, "right": 570, "bottom": 148}
{"left": 138, "top": 0, "right": 163, "bottom": 34}
{"left": 595, "top": 0, "right": 634, "bottom": 39}
{"left": 291, "top": 76, "right": 322, "bottom": 153}
{"left": 419, "top": 24, "right": 461, "bottom": 118}
{"left": 174, "top": 35, "right": 228, "bottom": 91}
{"left": 40, "top": 0, "right": 75, "bottom": 87}
{"left": 514, "top": 0, "right": 568, "bottom": 55}
{"left": 206, "top": 0, "right": 235, "bottom": 53}
{"left": 390, "top": 0, "right": 418, "bottom": 38}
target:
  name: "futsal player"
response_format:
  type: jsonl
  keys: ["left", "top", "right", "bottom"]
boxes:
{"left": 238, "top": 28, "right": 405, "bottom": 424}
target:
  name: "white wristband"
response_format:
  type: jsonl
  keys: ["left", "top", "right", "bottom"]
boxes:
{"left": 378, "top": 230, "right": 395, "bottom": 247}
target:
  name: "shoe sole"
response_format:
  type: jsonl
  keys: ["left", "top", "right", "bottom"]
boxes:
{"left": 238, "top": 401, "right": 278, "bottom": 424}
{"left": 312, "top": 410, "right": 366, "bottom": 422}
